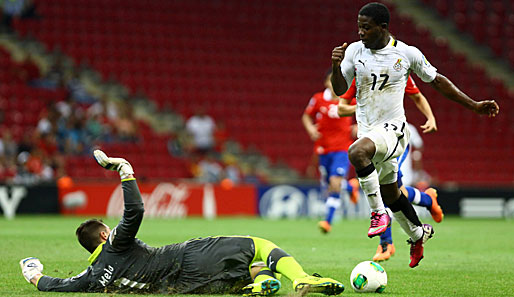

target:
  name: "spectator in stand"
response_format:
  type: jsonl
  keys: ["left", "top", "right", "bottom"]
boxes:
{"left": 0, "top": 156, "right": 17, "bottom": 181}
{"left": 56, "top": 97, "right": 73, "bottom": 120}
{"left": 85, "top": 113, "right": 112, "bottom": 144}
{"left": 17, "top": 132, "right": 34, "bottom": 155}
{"left": 0, "top": 130, "right": 18, "bottom": 182}
{"left": 185, "top": 108, "right": 216, "bottom": 156}
{"left": 0, "top": 130, "right": 18, "bottom": 159}
{"left": 214, "top": 120, "right": 229, "bottom": 153}
{"left": 190, "top": 153, "right": 224, "bottom": 183}
{"left": 242, "top": 163, "right": 267, "bottom": 185}
{"left": 36, "top": 103, "right": 59, "bottom": 136}
{"left": 115, "top": 104, "right": 138, "bottom": 142}
{"left": 31, "top": 55, "right": 65, "bottom": 89}
{"left": 221, "top": 154, "right": 242, "bottom": 185}
{"left": 0, "top": 0, "right": 39, "bottom": 32}
{"left": 37, "top": 133, "right": 58, "bottom": 157}
{"left": 25, "top": 148, "right": 43, "bottom": 176}
{"left": 66, "top": 72, "right": 97, "bottom": 104}
{"left": 1, "top": 0, "right": 24, "bottom": 32}
{"left": 58, "top": 112, "right": 87, "bottom": 155}
{"left": 167, "top": 131, "right": 193, "bottom": 157}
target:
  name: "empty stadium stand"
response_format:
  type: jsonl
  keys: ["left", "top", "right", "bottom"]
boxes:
{"left": 7, "top": 0, "right": 513, "bottom": 185}
{"left": 421, "top": 0, "right": 514, "bottom": 67}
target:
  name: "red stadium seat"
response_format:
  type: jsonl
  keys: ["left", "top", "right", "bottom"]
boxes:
{"left": 6, "top": 0, "right": 511, "bottom": 185}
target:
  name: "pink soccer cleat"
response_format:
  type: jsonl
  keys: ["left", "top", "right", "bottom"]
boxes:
{"left": 408, "top": 224, "right": 434, "bottom": 268}
{"left": 367, "top": 212, "right": 391, "bottom": 238}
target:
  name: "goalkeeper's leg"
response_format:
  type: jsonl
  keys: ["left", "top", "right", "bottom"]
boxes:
{"left": 93, "top": 150, "right": 134, "bottom": 180}
{"left": 251, "top": 237, "right": 308, "bottom": 281}
{"left": 250, "top": 237, "right": 344, "bottom": 295}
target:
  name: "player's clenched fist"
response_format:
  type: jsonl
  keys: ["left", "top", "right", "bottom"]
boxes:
{"left": 473, "top": 100, "right": 499, "bottom": 117}
{"left": 332, "top": 43, "right": 348, "bottom": 66}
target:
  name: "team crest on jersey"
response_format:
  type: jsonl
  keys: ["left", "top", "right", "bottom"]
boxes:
{"left": 393, "top": 59, "right": 402, "bottom": 71}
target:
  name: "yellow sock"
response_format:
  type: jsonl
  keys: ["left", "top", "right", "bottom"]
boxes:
{"left": 251, "top": 237, "right": 308, "bottom": 282}
{"left": 275, "top": 257, "right": 309, "bottom": 281}
{"left": 254, "top": 267, "right": 275, "bottom": 283}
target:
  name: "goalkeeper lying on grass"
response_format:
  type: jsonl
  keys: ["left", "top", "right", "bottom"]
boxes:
{"left": 20, "top": 150, "right": 344, "bottom": 296}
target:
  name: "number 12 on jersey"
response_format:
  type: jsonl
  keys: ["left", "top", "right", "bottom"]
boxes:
{"left": 370, "top": 73, "right": 389, "bottom": 91}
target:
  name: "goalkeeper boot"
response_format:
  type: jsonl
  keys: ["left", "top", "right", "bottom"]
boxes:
{"left": 318, "top": 221, "right": 331, "bottom": 234}
{"left": 93, "top": 149, "right": 134, "bottom": 179}
{"left": 293, "top": 273, "right": 344, "bottom": 295}
{"left": 349, "top": 178, "right": 360, "bottom": 204}
{"left": 242, "top": 278, "right": 281, "bottom": 296}
{"left": 368, "top": 212, "right": 391, "bottom": 238}
{"left": 408, "top": 224, "right": 434, "bottom": 268}
{"left": 425, "top": 188, "right": 444, "bottom": 223}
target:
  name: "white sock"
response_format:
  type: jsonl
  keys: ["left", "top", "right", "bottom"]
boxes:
{"left": 412, "top": 188, "right": 421, "bottom": 205}
{"left": 357, "top": 170, "right": 385, "bottom": 213}
{"left": 326, "top": 197, "right": 342, "bottom": 209}
{"left": 392, "top": 211, "right": 423, "bottom": 241}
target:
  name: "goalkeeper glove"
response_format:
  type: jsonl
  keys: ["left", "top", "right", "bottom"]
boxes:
{"left": 93, "top": 149, "right": 134, "bottom": 179}
{"left": 20, "top": 257, "right": 43, "bottom": 283}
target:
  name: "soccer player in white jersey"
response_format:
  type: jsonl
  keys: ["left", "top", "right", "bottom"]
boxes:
{"left": 331, "top": 2, "right": 499, "bottom": 268}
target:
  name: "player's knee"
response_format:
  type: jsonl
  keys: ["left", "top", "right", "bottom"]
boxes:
{"left": 250, "top": 265, "right": 271, "bottom": 280}
{"left": 267, "top": 248, "right": 290, "bottom": 273}
{"left": 348, "top": 142, "right": 373, "bottom": 167}
{"left": 328, "top": 177, "right": 342, "bottom": 192}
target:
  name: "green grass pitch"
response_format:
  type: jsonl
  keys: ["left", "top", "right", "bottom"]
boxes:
{"left": 1, "top": 216, "right": 513, "bottom": 296}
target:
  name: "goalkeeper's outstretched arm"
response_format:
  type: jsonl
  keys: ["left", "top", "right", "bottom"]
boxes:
{"left": 93, "top": 150, "right": 144, "bottom": 251}
{"left": 20, "top": 151, "right": 144, "bottom": 291}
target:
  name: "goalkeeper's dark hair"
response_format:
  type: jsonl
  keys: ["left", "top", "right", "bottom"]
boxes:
{"left": 359, "top": 2, "right": 390, "bottom": 25}
{"left": 76, "top": 219, "right": 108, "bottom": 253}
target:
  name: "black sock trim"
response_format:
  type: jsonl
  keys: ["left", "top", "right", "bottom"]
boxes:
{"left": 356, "top": 163, "right": 375, "bottom": 177}
{"left": 389, "top": 192, "right": 422, "bottom": 226}
{"left": 255, "top": 269, "right": 275, "bottom": 279}
{"left": 267, "top": 248, "right": 290, "bottom": 272}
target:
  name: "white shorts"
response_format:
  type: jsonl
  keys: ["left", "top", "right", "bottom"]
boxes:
{"left": 358, "top": 121, "right": 410, "bottom": 184}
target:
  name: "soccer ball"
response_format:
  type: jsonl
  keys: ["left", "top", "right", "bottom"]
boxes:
{"left": 350, "top": 261, "right": 387, "bottom": 293}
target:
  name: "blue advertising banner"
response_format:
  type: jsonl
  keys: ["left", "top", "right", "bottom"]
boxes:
{"left": 257, "top": 184, "right": 371, "bottom": 219}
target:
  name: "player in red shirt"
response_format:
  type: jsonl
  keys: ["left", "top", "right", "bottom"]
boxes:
{"left": 340, "top": 75, "right": 444, "bottom": 262}
{"left": 302, "top": 72, "right": 359, "bottom": 234}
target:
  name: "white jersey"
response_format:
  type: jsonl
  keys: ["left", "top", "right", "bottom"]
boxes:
{"left": 340, "top": 37, "right": 437, "bottom": 137}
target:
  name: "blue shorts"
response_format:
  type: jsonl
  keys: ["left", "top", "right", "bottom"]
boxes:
{"left": 318, "top": 151, "right": 350, "bottom": 185}
{"left": 397, "top": 144, "right": 410, "bottom": 188}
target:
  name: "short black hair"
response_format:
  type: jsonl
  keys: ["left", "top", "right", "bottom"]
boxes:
{"left": 359, "top": 2, "right": 390, "bottom": 25}
{"left": 76, "top": 219, "right": 108, "bottom": 253}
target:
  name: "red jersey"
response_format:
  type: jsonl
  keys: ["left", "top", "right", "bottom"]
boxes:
{"left": 341, "top": 75, "right": 420, "bottom": 100}
{"left": 304, "top": 88, "right": 353, "bottom": 155}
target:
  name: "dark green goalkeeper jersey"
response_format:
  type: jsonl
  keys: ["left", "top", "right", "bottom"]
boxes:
{"left": 36, "top": 179, "right": 254, "bottom": 294}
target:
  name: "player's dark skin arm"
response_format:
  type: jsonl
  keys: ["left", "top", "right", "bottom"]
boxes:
{"left": 331, "top": 43, "right": 349, "bottom": 96}
{"left": 430, "top": 74, "right": 499, "bottom": 117}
